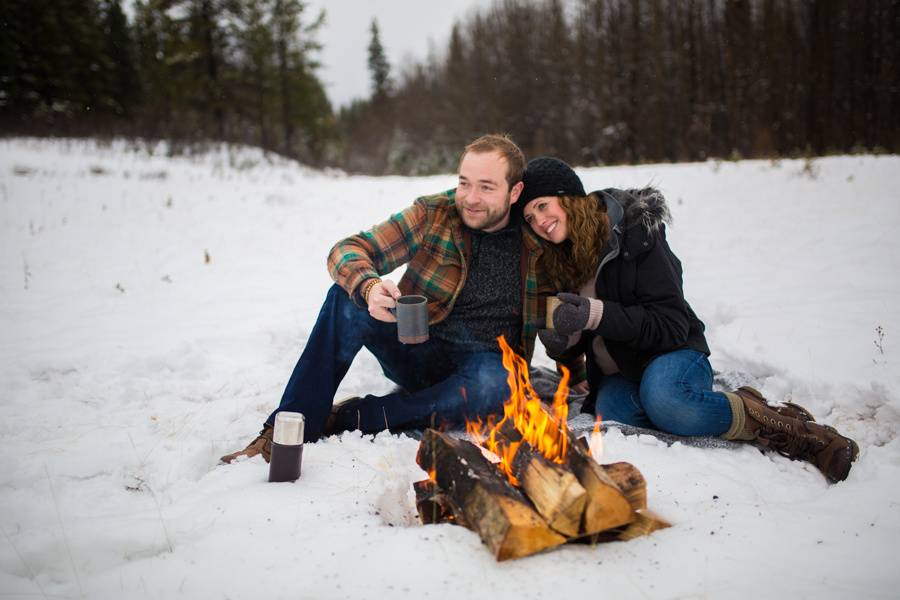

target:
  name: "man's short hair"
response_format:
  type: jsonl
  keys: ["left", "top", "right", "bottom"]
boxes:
{"left": 461, "top": 134, "right": 526, "bottom": 190}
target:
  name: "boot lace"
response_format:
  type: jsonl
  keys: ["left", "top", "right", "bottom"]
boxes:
{"left": 758, "top": 430, "right": 825, "bottom": 462}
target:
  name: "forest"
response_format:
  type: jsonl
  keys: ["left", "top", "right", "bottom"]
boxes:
{"left": 1, "top": 0, "right": 897, "bottom": 173}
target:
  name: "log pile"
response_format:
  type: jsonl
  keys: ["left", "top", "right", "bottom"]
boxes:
{"left": 413, "top": 426, "right": 670, "bottom": 560}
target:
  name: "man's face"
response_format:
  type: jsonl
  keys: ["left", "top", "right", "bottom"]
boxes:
{"left": 455, "top": 150, "right": 524, "bottom": 232}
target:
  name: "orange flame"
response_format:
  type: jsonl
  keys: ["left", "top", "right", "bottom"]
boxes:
{"left": 465, "top": 336, "right": 573, "bottom": 486}
{"left": 465, "top": 415, "right": 487, "bottom": 444}
{"left": 588, "top": 416, "right": 603, "bottom": 460}
{"left": 467, "top": 414, "right": 521, "bottom": 484}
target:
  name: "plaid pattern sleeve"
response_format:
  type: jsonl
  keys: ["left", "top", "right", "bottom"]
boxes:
{"left": 327, "top": 195, "right": 434, "bottom": 305}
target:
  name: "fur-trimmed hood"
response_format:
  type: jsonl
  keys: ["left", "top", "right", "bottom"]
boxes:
{"left": 591, "top": 187, "right": 673, "bottom": 262}
{"left": 595, "top": 187, "right": 672, "bottom": 233}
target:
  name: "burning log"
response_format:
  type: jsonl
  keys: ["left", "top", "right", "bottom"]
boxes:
{"left": 412, "top": 336, "right": 669, "bottom": 560}
{"left": 415, "top": 429, "right": 566, "bottom": 560}
{"left": 599, "top": 461, "right": 647, "bottom": 511}
{"left": 413, "top": 428, "right": 665, "bottom": 557}
{"left": 563, "top": 436, "right": 636, "bottom": 535}
{"left": 488, "top": 418, "right": 635, "bottom": 537}
{"left": 412, "top": 479, "right": 462, "bottom": 527}
{"left": 510, "top": 438, "right": 587, "bottom": 537}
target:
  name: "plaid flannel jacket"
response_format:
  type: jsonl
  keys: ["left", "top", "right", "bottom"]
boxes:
{"left": 327, "top": 188, "right": 583, "bottom": 379}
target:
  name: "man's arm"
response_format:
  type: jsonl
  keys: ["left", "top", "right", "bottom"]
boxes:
{"left": 327, "top": 198, "right": 430, "bottom": 306}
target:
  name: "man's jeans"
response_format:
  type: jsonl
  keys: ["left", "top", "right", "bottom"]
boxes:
{"left": 268, "top": 284, "right": 510, "bottom": 442}
{"left": 593, "top": 349, "right": 732, "bottom": 436}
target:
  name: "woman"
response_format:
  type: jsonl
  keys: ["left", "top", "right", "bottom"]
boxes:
{"left": 520, "top": 156, "right": 858, "bottom": 483}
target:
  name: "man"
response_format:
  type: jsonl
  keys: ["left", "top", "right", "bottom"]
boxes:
{"left": 222, "top": 134, "right": 576, "bottom": 463}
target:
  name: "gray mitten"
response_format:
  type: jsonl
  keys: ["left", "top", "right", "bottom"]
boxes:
{"left": 538, "top": 328, "right": 581, "bottom": 357}
{"left": 552, "top": 292, "right": 604, "bottom": 336}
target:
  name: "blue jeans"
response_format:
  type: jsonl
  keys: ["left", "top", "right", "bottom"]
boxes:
{"left": 593, "top": 349, "right": 732, "bottom": 436}
{"left": 268, "top": 285, "right": 510, "bottom": 442}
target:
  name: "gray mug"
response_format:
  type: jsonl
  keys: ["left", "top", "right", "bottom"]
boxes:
{"left": 393, "top": 295, "right": 429, "bottom": 344}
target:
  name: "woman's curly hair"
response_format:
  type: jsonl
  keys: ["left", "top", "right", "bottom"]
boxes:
{"left": 539, "top": 194, "right": 610, "bottom": 291}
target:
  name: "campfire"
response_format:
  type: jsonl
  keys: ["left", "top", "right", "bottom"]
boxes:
{"left": 413, "top": 337, "right": 669, "bottom": 560}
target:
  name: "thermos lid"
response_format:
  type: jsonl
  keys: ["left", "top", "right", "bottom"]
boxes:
{"left": 273, "top": 412, "right": 305, "bottom": 445}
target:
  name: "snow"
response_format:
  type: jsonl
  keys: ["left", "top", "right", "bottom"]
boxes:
{"left": 1, "top": 138, "right": 899, "bottom": 599}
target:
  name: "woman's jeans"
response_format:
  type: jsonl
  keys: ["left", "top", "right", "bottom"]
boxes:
{"left": 268, "top": 284, "right": 510, "bottom": 442}
{"left": 594, "top": 349, "right": 732, "bottom": 436}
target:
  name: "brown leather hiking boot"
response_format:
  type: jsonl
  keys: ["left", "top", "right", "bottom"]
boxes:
{"left": 734, "top": 385, "right": 816, "bottom": 422}
{"left": 220, "top": 424, "right": 273, "bottom": 464}
{"left": 724, "top": 387, "right": 858, "bottom": 483}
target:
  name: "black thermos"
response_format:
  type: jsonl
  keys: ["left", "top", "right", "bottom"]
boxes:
{"left": 268, "top": 411, "right": 304, "bottom": 482}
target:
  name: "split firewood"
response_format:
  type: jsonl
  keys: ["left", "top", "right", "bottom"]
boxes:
{"left": 599, "top": 461, "right": 647, "bottom": 511}
{"left": 510, "top": 438, "right": 587, "bottom": 537}
{"left": 485, "top": 420, "right": 589, "bottom": 537}
{"left": 489, "top": 418, "right": 635, "bottom": 536}
{"left": 573, "top": 436, "right": 647, "bottom": 512}
{"left": 412, "top": 479, "right": 463, "bottom": 526}
{"left": 572, "top": 442, "right": 664, "bottom": 541}
{"left": 415, "top": 429, "right": 566, "bottom": 560}
{"left": 564, "top": 441, "right": 636, "bottom": 534}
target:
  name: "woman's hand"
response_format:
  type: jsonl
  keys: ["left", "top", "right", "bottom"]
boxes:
{"left": 538, "top": 328, "right": 580, "bottom": 356}
{"left": 552, "top": 292, "right": 604, "bottom": 336}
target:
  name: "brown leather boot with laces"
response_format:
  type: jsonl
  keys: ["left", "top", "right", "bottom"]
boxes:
{"left": 732, "top": 386, "right": 816, "bottom": 422}
{"left": 723, "top": 387, "right": 858, "bottom": 483}
{"left": 220, "top": 424, "right": 274, "bottom": 464}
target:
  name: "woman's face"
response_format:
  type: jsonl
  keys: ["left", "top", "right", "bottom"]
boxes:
{"left": 523, "top": 196, "right": 568, "bottom": 243}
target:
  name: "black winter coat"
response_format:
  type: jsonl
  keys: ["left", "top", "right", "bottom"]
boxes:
{"left": 557, "top": 187, "right": 710, "bottom": 394}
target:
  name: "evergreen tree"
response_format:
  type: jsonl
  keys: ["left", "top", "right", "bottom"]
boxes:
{"left": 439, "top": 22, "right": 474, "bottom": 148}
{"left": 100, "top": 0, "right": 141, "bottom": 117}
{"left": 272, "top": 0, "right": 331, "bottom": 159}
{"left": 367, "top": 18, "right": 391, "bottom": 102}
{"left": 188, "top": 0, "right": 226, "bottom": 140}
{"left": 230, "top": 0, "right": 277, "bottom": 150}
{"left": 0, "top": 0, "right": 40, "bottom": 115}
{"left": 1, "top": 0, "right": 896, "bottom": 168}
{"left": 132, "top": 1, "right": 172, "bottom": 135}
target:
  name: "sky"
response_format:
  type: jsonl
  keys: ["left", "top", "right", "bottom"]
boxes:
{"left": 304, "top": 0, "right": 496, "bottom": 109}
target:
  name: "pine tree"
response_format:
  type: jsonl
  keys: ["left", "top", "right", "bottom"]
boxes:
{"left": 0, "top": 0, "right": 108, "bottom": 119}
{"left": 100, "top": 0, "right": 141, "bottom": 117}
{"left": 132, "top": 1, "right": 170, "bottom": 135}
{"left": 367, "top": 18, "right": 391, "bottom": 102}
{"left": 230, "top": 0, "right": 277, "bottom": 150}
{"left": 272, "top": 0, "right": 331, "bottom": 159}
{"left": 291, "top": 4, "right": 333, "bottom": 160}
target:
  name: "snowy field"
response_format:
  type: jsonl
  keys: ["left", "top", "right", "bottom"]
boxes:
{"left": 1, "top": 138, "right": 899, "bottom": 599}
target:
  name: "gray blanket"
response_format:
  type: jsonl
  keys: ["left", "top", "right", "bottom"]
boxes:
{"left": 527, "top": 366, "right": 744, "bottom": 450}
{"left": 403, "top": 366, "right": 751, "bottom": 450}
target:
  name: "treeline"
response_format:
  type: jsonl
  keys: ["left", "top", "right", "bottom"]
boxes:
{"left": 0, "top": 0, "right": 333, "bottom": 164}
{"left": 1, "top": 0, "right": 897, "bottom": 173}
{"left": 345, "top": 0, "right": 899, "bottom": 173}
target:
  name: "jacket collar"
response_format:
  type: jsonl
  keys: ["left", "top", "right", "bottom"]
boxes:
{"left": 598, "top": 190, "right": 625, "bottom": 230}
{"left": 595, "top": 189, "right": 664, "bottom": 262}
{"left": 593, "top": 191, "right": 622, "bottom": 267}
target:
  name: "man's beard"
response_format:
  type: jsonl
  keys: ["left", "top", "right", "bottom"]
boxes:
{"left": 456, "top": 196, "right": 512, "bottom": 231}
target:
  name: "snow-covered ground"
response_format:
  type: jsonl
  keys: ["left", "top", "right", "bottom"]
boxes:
{"left": 1, "top": 138, "right": 898, "bottom": 599}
